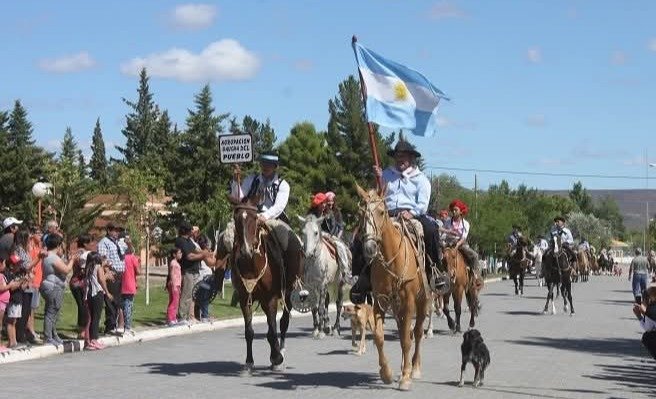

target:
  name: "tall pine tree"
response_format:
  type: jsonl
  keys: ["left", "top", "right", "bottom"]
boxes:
{"left": 89, "top": 117, "right": 108, "bottom": 185}
{"left": 116, "top": 68, "right": 163, "bottom": 175}
{"left": 3, "top": 101, "right": 50, "bottom": 219}
{"left": 173, "top": 84, "right": 231, "bottom": 229}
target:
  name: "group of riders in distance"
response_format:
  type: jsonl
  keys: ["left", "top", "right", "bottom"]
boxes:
{"left": 214, "top": 139, "right": 614, "bottom": 390}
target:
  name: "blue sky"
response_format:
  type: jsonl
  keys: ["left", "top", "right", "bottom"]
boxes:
{"left": 2, "top": 1, "right": 656, "bottom": 191}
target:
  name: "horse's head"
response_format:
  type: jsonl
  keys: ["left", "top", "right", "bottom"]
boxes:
{"left": 298, "top": 214, "right": 324, "bottom": 258}
{"left": 233, "top": 204, "right": 261, "bottom": 258}
{"left": 355, "top": 183, "right": 388, "bottom": 258}
{"left": 550, "top": 232, "right": 562, "bottom": 254}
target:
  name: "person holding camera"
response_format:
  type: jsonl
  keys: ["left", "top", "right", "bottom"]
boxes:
{"left": 633, "top": 286, "right": 656, "bottom": 361}
{"left": 98, "top": 222, "right": 131, "bottom": 335}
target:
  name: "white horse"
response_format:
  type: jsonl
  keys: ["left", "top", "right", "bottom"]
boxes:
{"left": 299, "top": 214, "right": 353, "bottom": 338}
{"left": 531, "top": 245, "right": 544, "bottom": 287}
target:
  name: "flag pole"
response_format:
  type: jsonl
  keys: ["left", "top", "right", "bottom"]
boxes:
{"left": 352, "top": 35, "right": 383, "bottom": 191}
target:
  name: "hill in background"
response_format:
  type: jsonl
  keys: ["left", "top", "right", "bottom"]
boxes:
{"left": 543, "top": 189, "right": 656, "bottom": 231}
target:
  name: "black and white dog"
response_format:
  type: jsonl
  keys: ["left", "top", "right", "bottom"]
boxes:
{"left": 458, "top": 329, "right": 490, "bottom": 388}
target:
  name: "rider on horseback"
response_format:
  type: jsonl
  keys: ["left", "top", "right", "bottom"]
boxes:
{"left": 550, "top": 216, "right": 576, "bottom": 264}
{"left": 322, "top": 192, "right": 344, "bottom": 239}
{"left": 350, "top": 139, "right": 437, "bottom": 304}
{"left": 443, "top": 199, "right": 482, "bottom": 284}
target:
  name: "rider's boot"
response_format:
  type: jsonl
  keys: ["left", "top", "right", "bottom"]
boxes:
{"left": 349, "top": 266, "right": 371, "bottom": 305}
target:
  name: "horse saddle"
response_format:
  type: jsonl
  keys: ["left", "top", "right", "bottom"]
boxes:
{"left": 391, "top": 218, "right": 424, "bottom": 249}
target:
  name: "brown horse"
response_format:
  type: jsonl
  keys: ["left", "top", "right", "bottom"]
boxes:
{"left": 575, "top": 250, "right": 589, "bottom": 282}
{"left": 442, "top": 246, "right": 481, "bottom": 332}
{"left": 356, "top": 185, "right": 428, "bottom": 391}
{"left": 232, "top": 203, "right": 304, "bottom": 374}
{"left": 507, "top": 242, "right": 532, "bottom": 296}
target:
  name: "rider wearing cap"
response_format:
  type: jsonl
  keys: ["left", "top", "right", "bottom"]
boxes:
{"left": 443, "top": 199, "right": 482, "bottom": 282}
{"left": 507, "top": 225, "right": 523, "bottom": 253}
{"left": 321, "top": 191, "right": 344, "bottom": 239}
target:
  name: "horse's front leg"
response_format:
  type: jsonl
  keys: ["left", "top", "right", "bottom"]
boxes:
{"left": 372, "top": 305, "right": 392, "bottom": 385}
{"left": 425, "top": 295, "right": 435, "bottom": 338}
{"left": 398, "top": 302, "right": 415, "bottom": 391}
{"left": 279, "top": 291, "right": 291, "bottom": 352}
{"left": 466, "top": 290, "right": 476, "bottom": 329}
{"left": 513, "top": 273, "right": 519, "bottom": 295}
{"left": 543, "top": 282, "right": 553, "bottom": 314}
{"left": 332, "top": 281, "right": 344, "bottom": 336}
{"left": 519, "top": 270, "right": 524, "bottom": 296}
{"left": 239, "top": 298, "right": 255, "bottom": 375}
{"left": 443, "top": 293, "right": 455, "bottom": 332}
{"left": 311, "top": 306, "right": 320, "bottom": 338}
{"left": 453, "top": 289, "right": 464, "bottom": 333}
{"left": 412, "top": 295, "right": 427, "bottom": 380}
{"left": 323, "top": 289, "right": 332, "bottom": 336}
{"left": 265, "top": 297, "right": 284, "bottom": 370}
{"left": 317, "top": 288, "right": 327, "bottom": 339}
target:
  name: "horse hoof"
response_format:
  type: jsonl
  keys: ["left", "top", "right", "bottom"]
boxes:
{"left": 473, "top": 380, "right": 481, "bottom": 388}
{"left": 457, "top": 380, "right": 464, "bottom": 388}
{"left": 456, "top": 326, "right": 462, "bottom": 333}
{"left": 312, "top": 329, "right": 320, "bottom": 339}
{"left": 469, "top": 321, "right": 475, "bottom": 328}
{"left": 411, "top": 369, "right": 422, "bottom": 380}
{"left": 318, "top": 332, "right": 326, "bottom": 339}
{"left": 241, "top": 364, "right": 254, "bottom": 377}
{"left": 570, "top": 311, "right": 575, "bottom": 316}
{"left": 380, "top": 367, "right": 393, "bottom": 384}
{"left": 398, "top": 379, "right": 412, "bottom": 391}
{"left": 542, "top": 310, "right": 549, "bottom": 315}
{"left": 271, "top": 363, "right": 285, "bottom": 372}
{"left": 425, "top": 330, "right": 434, "bottom": 339}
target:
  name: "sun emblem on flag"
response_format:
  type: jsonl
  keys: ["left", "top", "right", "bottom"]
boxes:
{"left": 394, "top": 81, "right": 409, "bottom": 101}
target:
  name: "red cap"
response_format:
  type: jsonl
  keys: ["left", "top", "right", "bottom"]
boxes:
{"left": 311, "top": 193, "right": 327, "bottom": 207}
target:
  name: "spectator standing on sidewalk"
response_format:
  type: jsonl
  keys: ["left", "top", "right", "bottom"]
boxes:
{"left": 0, "top": 255, "right": 12, "bottom": 350}
{"left": 175, "top": 222, "right": 211, "bottom": 323}
{"left": 166, "top": 248, "right": 182, "bottom": 326}
{"left": 41, "top": 234, "right": 76, "bottom": 347}
{"left": 98, "top": 222, "right": 130, "bottom": 334}
{"left": 84, "top": 252, "right": 111, "bottom": 350}
{"left": 26, "top": 227, "right": 44, "bottom": 344}
{"left": 629, "top": 248, "right": 650, "bottom": 304}
{"left": 121, "top": 245, "right": 140, "bottom": 335}
{"left": 70, "top": 234, "right": 95, "bottom": 339}
{"left": 13, "top": 229, "right": 45, "bottom": 344}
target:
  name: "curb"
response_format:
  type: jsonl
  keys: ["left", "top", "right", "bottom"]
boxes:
{"left": 1, "top": 277, "right": 502, "bottom": 365}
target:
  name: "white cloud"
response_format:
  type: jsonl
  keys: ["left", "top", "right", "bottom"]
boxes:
{"left": 648, "top": 38, "right": 656, "bottom": 52}
{"left": 623, "top": 155, "right": 647, "bottom": 166}
{"left": 120, "top": 39, "right": 260, "bottom": 82}
{"left": 527, "top": 47, "right": 542, "bottom": 63}
{"left": 170, "top": 3, "right": 217, "bottom": 30}
{"left": 428, "top": 1, "right": 467, "bottom": 20}
{"left": 38, "top": 52, "right": 96, "bottom": 73}
{"left": 611, "top": 50, "right": 627, "bottom": 65}
{"left": 525, "top": 114, "right": 546, "bottom": 127}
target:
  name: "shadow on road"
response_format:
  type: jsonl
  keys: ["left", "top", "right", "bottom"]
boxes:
{"left": 255, "top": 370, "right": 381, "bottom": 390}
{"left": 586, "top": 359, "right": 656, "bottom": 397}
{"left": 432, "top": 381, "right": 605, "bottom": 399}
{"left": 507, "top": 336, "right": 644, "bottom": 358}
{"left": 140, "top": 360, "right": 244, "bottom": 377}
{"left": 503, "top": 310, "right": 544, "bottom": 316}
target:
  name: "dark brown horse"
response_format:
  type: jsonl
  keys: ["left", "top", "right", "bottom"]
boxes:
{"left": 541, "top": 235, "right": 574, "bottom": 316}
{"left": 232, "top": 203, "right": 304, "bottom": 374}
{"left": 507, "top": 240, "right": 532, "bottom": 296}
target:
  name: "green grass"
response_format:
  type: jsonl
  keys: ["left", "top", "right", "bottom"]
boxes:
{"left": 34, "top": 279, "right": 248, "bottom": 338}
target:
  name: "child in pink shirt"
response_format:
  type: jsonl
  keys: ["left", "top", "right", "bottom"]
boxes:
{"left": 121, "top": 248, "right": 140, "bottom": 335}
{"left": 166, "top": 248, "right": 182, "bottom": 326}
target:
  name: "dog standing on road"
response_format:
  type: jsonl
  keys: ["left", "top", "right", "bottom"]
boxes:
{"left": 341, "top": 304, "right": 374, "bottom": 355}
{"left": 458, "top": 329, "right": 490, "bottom": 388}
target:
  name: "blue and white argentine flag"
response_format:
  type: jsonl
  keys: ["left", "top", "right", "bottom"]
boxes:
{"left": 353, "top": 42, "right": 449, "bottom": 137}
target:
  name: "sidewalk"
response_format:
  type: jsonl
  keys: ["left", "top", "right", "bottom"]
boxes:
{"left": 0, "top": 276, "right": 502, "bottom": 364}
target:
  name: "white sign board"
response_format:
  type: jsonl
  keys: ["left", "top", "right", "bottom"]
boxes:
{"left": 219, "top": 134, "right": 253, "bottom": 164}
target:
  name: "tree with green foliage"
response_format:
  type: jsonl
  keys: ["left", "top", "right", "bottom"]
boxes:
{"left": 172, "top": 84, "right": 231, "bottom": 230}
{"left": 49, "top": 127, "right": 102, "bottom": 251}
{"left": 569, "top": 181, "right": 594, "bottom": 214}
{"left": 566, "top": 211, "right": 612, "bottom": 249}
{"left": 592, "top": 195, "right": 625, "bottom": 239}
{"left": 278, "top": 122, "right": 330, "bottom": 224}
{"left": 324, "top": 75, "right": 395, "bottom": 223}
{"left": 89, "top": 118, "right": 108, "bottom": 185}
{"left": 1, "top": 101, "right": 50, "bottom": 220}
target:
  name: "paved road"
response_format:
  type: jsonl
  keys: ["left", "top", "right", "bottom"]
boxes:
{"left": 4, "top": 273, "right": 654, "bottom": 399}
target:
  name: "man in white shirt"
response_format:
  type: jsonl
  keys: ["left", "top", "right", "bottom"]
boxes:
{"left": 550, "top": 216, "right": 575, "bottom": 262}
